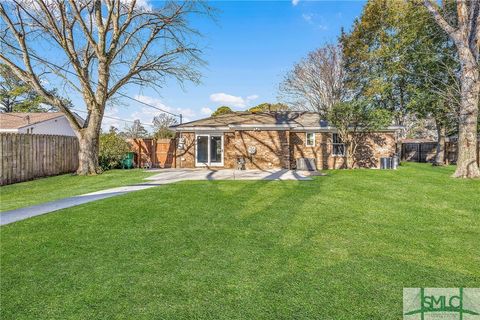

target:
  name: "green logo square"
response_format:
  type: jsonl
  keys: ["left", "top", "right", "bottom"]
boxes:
{"left": 404, "top": 288, "right": 480, "bottom": 320}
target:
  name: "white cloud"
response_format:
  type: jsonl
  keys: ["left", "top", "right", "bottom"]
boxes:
{"left": 121, "top": 0, "right": 152, "bottom": 11}
{"left": 129, "top": 107, "right": 160, "bottom": 127}
{"left": 135, "top": 0, "right": 152, "bottom": 10}
{"left": 210, "top": 93, "right": 246, "bottom": 107}
{"left": 292, "top": 0, "right": 300, "bottom": 6}
{"left": 201, "top": 107, "right": 213, "bottom": 115}
{"left": 302, "top": 13, "right": 312, "bottom": 23}
{"left": 302, "top": 13, "right": 328, "bottom": 30}
{"left": 209, "top": 93, "right": 259, "bottom": 108}
{"left": 102, "top": 107, "right": 122, "bottom": 129}
{"left": 133, "top": 95, "right": 195, "bottom": 123}
{"left": 101, "top": 94, "right": 196, "bottom": 130}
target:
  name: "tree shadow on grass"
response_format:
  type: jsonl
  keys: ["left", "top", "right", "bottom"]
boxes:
{"left": 2, "top": 172, "right": 476, "bottom": 320}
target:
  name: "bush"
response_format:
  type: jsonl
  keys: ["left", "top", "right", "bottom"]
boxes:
{"left": 99, "top": 130, "right": 131, "bottom": 170}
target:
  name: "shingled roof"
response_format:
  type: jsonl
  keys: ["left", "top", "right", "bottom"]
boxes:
{"left": 172, "top": 111, "right": 331, "bottom": 130}
{"left": 0, "top": 112, "right": 84, "bottom": 130}
{"left": 0, "top": 112, "right": 65, "bottom": 129}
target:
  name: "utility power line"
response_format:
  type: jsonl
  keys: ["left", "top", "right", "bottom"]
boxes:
{"left": 2, "top": 42, "right": 182, "bottom": 120}
{"left": 71, "top": 108, "right": 155, "bottom": 127}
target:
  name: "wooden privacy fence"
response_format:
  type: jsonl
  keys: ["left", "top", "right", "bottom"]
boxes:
{"left": 401, "top": 142, "right": 437, "bottom": 163}
{"left": 128, "top": 138, "right": 176, "bottom": 168}
{"left": 401, "top": 140, "right": 479, "bottom": 165}
{"left": 0, "top": 133, "right": 79, "bottom": 186}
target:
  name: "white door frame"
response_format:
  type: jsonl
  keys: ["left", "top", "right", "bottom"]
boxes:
{"left": 195, "top": 133, "right": 224, "bottom": 167}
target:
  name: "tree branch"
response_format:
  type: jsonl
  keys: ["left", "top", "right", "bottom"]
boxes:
{"left": 423, "top": 0, "right": 460, "bottom": 43}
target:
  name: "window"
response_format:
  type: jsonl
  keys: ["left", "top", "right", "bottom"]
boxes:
{"left": 332, "top": 133, "right": 345, "bottom": 156}
{"left": 305, "top": 132, "right": 315, "bottom": 147}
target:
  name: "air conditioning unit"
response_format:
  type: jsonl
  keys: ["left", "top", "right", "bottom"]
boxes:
{"left": 296, "top": 158, "right": 316, "bottom": 171}
{"left": 380, "top": 157, "right": 396, "bottom": 169}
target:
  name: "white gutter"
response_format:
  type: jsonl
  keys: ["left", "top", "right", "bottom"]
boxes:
{"left": 229, "top": 124, "right": 295, "bottom": 130}
{"left": 171, "top": 124, "right": 404, "bottom": 132}
{"left": 172, "top": 126, "right": 231, "bottom": 132}
{"left": 292, "top": 126, "right": 337, "bottom": 131}
{"left": 0, "top": 129, "right": 19, "bottom": 133}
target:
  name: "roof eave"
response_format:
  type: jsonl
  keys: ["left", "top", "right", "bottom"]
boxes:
{"left": 171, "top": 124, "right": 404, "bottom": 132}
{"left": 16, "top": 114, "right": 65, "bottom": 129}
{"left": 171, "top": 126, "right": 231, "bottom": 132}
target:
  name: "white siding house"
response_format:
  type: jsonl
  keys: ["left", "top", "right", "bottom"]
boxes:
{"left": 0, "top": 112, "right": 83, "bottom": 137}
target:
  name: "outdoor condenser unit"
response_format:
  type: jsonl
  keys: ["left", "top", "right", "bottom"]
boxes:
{"left": 380, "top": 157, "right": 398, "bottom": 169}
{"left": 296, "top": 158, "right": 317, "bottom": 171}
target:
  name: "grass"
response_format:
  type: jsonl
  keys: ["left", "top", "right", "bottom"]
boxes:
{"left": 1, "top": 163, "right": 479, "bottom": 319}
{"left": 0, "top": 169, "right": 154, "bottom": 212}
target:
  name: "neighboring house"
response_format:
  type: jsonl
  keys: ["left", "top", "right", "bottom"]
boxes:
{"left": 171, "top": 111, "right": 402, "bottom": 170}
{"left": 0, "top": 112, "right": 83, "bottom": 137}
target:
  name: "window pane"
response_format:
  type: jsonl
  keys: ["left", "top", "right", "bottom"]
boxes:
{"left": 210, "top": 136, "right": 222, "bottom": 163}
{"left": 197, "top": 136, "right": 208, "bottom": 163}
{"left": 306, "top": 133, "right": 314, "bottom": 146}
{"left": 333, "top": 143, "right": 345, "bottom": 156}
{"left": 333, "top": 133, "right": 340, "bottom": 143}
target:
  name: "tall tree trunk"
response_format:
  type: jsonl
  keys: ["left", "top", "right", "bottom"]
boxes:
{"left": 345, "top": 141, "right": 354, "bottom": 169}
{"left": 453, "top": 50, "right": 480, "bottom": 178}
{"left": 433, "top": 119, "right": 446, "bottom": 166}
{"left": 77, "top": 132, "right": 100, "bottom": 175}
{"left": 76, "top": 109, "right": 103, "bottom": 175}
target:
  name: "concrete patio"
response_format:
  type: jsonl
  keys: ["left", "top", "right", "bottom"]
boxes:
{"left": 144, "top": 168, "right": 313, "bottom": 183}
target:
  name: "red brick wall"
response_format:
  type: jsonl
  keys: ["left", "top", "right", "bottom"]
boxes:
{"left": 174, "top": 132, "right": 195, "bottom": 168}
{"left": 290, "top": 132, "right": 330, "bottom": 169}
{"left": 232, "top": 130, "right": 290, "bottom": 169}
{"left": 224, "top": 132, "right": 236, "bottom": 168}
{"left": 352, "top": 133, "right": 397, "bottom": 168}
{"left": 175, "top": 130, "right": 398, "bottom": 170}
{"left": 290, "top": 132, "right": 397, "bottom": 169}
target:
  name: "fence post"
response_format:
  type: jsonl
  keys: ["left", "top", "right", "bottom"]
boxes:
{"left": 0, "top": 133, "right": 80, "bottom": 186}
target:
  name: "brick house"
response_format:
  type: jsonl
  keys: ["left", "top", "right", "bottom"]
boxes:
{"left": 170, "top": 111, "right": 402, "bottom": 170}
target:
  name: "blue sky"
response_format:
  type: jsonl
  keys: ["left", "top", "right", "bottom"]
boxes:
{"left": 84, "top": 0, "right": 366, "bottom": 130}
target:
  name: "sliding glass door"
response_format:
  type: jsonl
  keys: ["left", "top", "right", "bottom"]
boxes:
{"left": 197, "top": 136, "right": 209, "bottom": 163}
{"left": 195, "top": 134, "right": 224, "bottom": 166}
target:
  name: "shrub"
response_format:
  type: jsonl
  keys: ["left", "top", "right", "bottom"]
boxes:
{"left": 99, "top": 129, "right": 131, "bottom": 170}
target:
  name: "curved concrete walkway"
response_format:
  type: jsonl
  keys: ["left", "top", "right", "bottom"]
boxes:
{"left": 1, "top": 169, "right": 312, "bottom": 226}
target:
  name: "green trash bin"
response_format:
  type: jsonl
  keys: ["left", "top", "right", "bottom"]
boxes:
{"left": 122, "top": 152, "right": 135, "bottom": 169}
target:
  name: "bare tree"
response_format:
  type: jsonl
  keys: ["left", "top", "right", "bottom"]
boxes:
{"left": 424, "top": 0, "right": 480, "bottom": 178}
{"left": 278, "top": 44, "right": 345, "bottom": 117}
{"left": 0, "top": 0, "right": 211, "bottom": 174}
{"left": 123, "top": 119, "right": 149, "bottom": 139}
{"left": 153, "top": 113, "right": 177, "bottom": 138}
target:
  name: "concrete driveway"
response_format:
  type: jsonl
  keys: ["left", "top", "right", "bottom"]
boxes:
{"left": 144, "top": 168, "right": 313, "bottom": 184}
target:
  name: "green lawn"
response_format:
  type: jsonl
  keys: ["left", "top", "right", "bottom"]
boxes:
{"left": 0, "top": 169, "right": 154, "bottom": 212}
{"left": 1, "top": 163, "right": 479, "bottom": 319}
